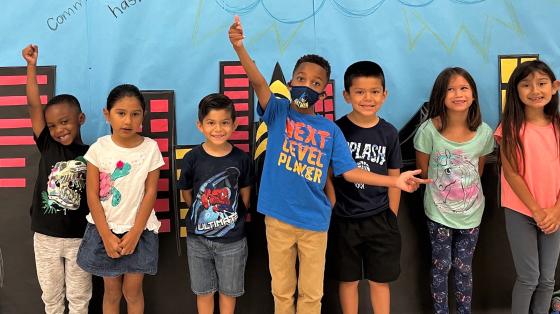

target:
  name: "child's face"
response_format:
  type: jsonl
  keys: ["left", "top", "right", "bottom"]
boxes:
{"left": 517, "top": 70, "right": 560, "bottom": 110}
{"left": 343, "top": 76, "right": 387, "bottom": 118}
{"left": 44, "top": 102, "right": 85, "bottom": 145}
{"left": 104, "top": 96, "right": 144, "bottom": 141}
{"left": 197, "top": 108, "right": 237, "bottom": 147}
{"left": 444, "top": 75, "right": 474, "bottom": 114}
{"left": 291, "top": 62, "right": 328, "bottom": 94}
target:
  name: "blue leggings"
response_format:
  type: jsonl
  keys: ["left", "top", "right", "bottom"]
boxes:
{"left": 427, "top": 219, "right": 479, "bottom": 314}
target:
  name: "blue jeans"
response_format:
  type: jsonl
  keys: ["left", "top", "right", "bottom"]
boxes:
{"left": 186, "top": 236, "right": 247, "bottom": 297}
{"left": 427, "top": 219, "right": 479, "bottom": 314}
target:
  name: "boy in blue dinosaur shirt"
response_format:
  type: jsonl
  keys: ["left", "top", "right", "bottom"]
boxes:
{"left": 229, "top": 16, "right": 427, "bottom": 314}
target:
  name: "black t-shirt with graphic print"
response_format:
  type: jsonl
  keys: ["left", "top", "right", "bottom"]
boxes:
{"left": 332, "top": 116, "right": 402, "bottom": 219}
{"left": 177, "top": 145, "right": 252, "bottom": 243}
{"left": 30, "top": 127, "right": 90, "bottom": 238}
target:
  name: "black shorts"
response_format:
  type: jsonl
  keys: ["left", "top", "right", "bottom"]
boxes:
{"left": 327, "top": 209, "right": 401, "bottom": 283}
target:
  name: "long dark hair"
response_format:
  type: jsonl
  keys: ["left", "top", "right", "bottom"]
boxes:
{"left": 500, "top": 60, "right": 560, "bottom": 174}
{"left": 426, "top": 67, "right": 482, "bottom": 132}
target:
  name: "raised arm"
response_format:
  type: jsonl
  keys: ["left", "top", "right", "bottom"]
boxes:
{"left": 22, "top": 44, "right": 44, "bottom": 137}
{"left": 228, "top": 15, "right": 271, "bottom": 110}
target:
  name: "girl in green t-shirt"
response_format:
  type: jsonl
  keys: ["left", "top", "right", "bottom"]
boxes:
{"left": 414, "top": 67, "right": 494, "bottom": 314}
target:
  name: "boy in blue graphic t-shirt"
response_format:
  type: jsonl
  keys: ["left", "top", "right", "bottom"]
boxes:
{"left": 229, "top": 16, "right": 427, "bottom": 314}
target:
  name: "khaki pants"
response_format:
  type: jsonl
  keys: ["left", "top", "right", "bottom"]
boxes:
{"left": 265, "top": 216, "right": 328, "bottom": 314}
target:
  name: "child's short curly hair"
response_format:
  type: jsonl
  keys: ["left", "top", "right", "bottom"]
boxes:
{"left": 293, "top": 54, "right": 331, "bottom": 81}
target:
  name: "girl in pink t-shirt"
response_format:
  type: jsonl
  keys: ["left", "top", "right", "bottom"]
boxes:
{"left": 495, "top": 60, "right": 560, "bottom": 314}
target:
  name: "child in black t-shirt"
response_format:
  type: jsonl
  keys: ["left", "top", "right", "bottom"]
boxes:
{"left": 326, "top": 61, "right": 402, "bottom": 314}
{"left": 177, "top": 93, "right": 252, "bottom": 314}
{"left": 22, "top": 44, "right": 91, "bottom": 313}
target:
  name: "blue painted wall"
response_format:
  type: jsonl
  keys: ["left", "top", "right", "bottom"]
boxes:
{"left": 2, "top": 0, "right": 559, "bottom": 145}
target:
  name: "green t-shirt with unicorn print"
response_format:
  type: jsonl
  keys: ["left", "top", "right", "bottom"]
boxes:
{"left": 414, "top": 119, "right": 494, "bottom": 229}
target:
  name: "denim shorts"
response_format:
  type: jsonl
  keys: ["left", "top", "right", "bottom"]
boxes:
{"left": 77, "top": 223, "right": 158, "bottom": 277}
{"left": 186, "top": 236, "right": 248, "bottom": 297}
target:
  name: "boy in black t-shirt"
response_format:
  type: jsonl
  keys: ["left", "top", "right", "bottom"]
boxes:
{"left": 178, "top": 93, "right": 252, "bottom": 314}
{"left": 22, "top": 45, "right": 91, "bottom": 313}
{"left": 326, "top": 61, "right": 402, "bottom": 314}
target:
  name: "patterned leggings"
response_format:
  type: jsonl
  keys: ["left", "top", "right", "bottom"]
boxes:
{"left": 427, "top": 219, "right": 479, "bottom": 314}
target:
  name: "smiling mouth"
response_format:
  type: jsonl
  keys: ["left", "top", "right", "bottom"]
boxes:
{"left": 58, "top": 134, "right": 71, "bottom": 142}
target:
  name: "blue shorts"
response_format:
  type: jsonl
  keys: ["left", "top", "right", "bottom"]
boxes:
{"left": 186, "top": 236, "right": 247, "bottom": 297}
{"left": 77, "top": 223, "right": 158, "bottom": 277}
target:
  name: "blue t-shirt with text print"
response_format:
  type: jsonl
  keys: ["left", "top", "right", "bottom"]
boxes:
{"left": 256, "top": 94, "right": 356, "bottom": 231}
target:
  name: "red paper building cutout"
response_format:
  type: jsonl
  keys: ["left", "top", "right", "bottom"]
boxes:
{"left": 0, "top": 66, "right": 55, "bottom": 189}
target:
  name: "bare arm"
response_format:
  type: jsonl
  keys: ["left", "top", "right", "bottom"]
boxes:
{"left": 388, "top": 168, "right": 401, "bottom": 215}
{"left": 181, "top": 189, "right": 193, "bottom": 208}
{"left": 342, "top": 168, "right": 427, "bottom": 193}
{"left": 324, "top": 168, "right": 336, "bottom": 208}
{"left": 478, "top": 156, "right": 487, "bottom": 177}
{"left": 541, "top": 194, "right": 560, "bottom": 234}
{"left": 22, "top": 45, "right": 44, "bottom": 137}
{"left": 415, "top": 151, "right": 430, "bottom": 179}
{"left": 240, "top": 186, "right": 251, "bottom": 209}
{"left": 229, "top": 16, "right": 271, "bottom": 110}
{"left": 343, "top": 168, "right": 396, "bottom": 187}
{"left": 500, "top": 146, "right": 559, "bottom": 233}
{"left": 86, "top": 162, "right": 122, "bottom": 258}
{"left": 120, "top": 168, "right": 160, "bottom": 255}
{"left": 499, "top": 145, "right": 544, "bottom": 221}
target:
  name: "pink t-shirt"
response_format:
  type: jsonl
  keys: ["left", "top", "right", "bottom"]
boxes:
{"left": 495, "top": 122, "right": 560, "bottom": 217}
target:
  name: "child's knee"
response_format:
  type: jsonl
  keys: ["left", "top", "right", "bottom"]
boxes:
{"left": 368, "top": 281, "right": 389, "bottom": 290}
{"left": 103, "top": 287, "right": 122, "bottom": 303}
{"left": 339, "top": 281, "right": 360, "bottom": 290}
{"left": 122, "top": 285, "right": 143, "bottom": 304}
{"left": 103, "top": 278, "right": 123, "bottom": 302}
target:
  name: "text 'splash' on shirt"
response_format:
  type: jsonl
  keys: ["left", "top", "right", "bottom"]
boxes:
{"left": 333, "top": 116, "right": 402, "bottom": 219}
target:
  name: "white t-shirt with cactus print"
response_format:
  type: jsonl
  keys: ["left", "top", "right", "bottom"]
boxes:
{"left": 84, "top": 135, "right": 164, "bottom": 234}
{"left": 414, "top": 120, "right": 494, "bottom": 229}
